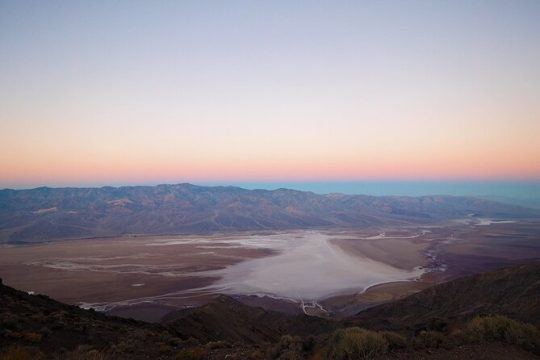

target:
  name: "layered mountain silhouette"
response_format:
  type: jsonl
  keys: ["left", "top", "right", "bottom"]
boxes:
{"left": 1, "top": 183, "right": 536, "bottom": 243}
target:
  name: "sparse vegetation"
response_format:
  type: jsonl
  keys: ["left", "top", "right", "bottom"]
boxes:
{"left": 204, "top": 340, "right": 228, "bottom": 350}
{"left": 248, "top": 349, "right": 265, "bottom": 359}
{"left": 175, "top": 346, "right": 207, "bottom": 360}
{"left": 412, "top": 330, "right": 449, "bottom": 349}
{"left": 2, "top": 263, "right": 540, "bottom": 359}
{"left": 379, "top": 331, "right": 407, "bottom": 350}
{"left": 0, "top": 345, "right": 44, "bottom": 360}
{"left": 325, "top": 327, "right": 389, "bottom": 360}
{"left": 301, "top": 335, "right": 316, "bottom": 353}
{"left": 64, "top": 347, "right": 108, "bottom": 360}
{"left": 22, "top": 332, "right": 42, "bottom": 343}
{"left": 267, "top": 334, "right": 321, "bottom": 359}
{"left": 322, "top": 316, "right": 540, "bottom": 359}
{"left": 464, "top": 315, "right": 540, "bottom": 354}
{"left": 269, "top": 335, "right": 304, "bottom": 360}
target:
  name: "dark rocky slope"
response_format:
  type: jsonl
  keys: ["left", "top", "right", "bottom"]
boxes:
{"left": 347, "top": 261, "right": 540, "bottom": 332}
{"left": 1, "top": 262, "right": 539, "bottom": 359}
{"left": 0, "top": 278, "right": 177, "bottom": 359}
{"left": 163, "top": 294, "right": 336, "bottom": 344}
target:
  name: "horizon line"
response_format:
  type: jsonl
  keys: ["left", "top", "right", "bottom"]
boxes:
{"left": 3, "top": 179, "right": 540, "bottom": 191}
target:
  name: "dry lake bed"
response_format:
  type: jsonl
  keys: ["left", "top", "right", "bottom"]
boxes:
{"left": 1, "top": 218, "right": 539, "bottom": 321}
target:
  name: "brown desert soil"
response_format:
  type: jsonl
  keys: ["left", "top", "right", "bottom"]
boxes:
{"left": 0, "top": 235, "right": 274, "bottom": 306}
{"left": 331, "top": 235, "right": 430, "bottom": 270}
{"left": 1, "top": 221, "right": 539, "bottom": 321}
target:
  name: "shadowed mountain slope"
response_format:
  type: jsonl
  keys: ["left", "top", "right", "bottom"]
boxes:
{"left": 163, "top": 295, "right": 336, "bottom": 344}
{"left": 0, "top": 278, "right": 178, "bottom": 359}
{"left": 162, "top": 262, "right": 540, "bottom": 343}
{"left": 1, "top": 262, "right": 540, "bottom": 358}
{"left": 347, "top": 261, "right": 540, "bottom": 332}
{"left": 1, "top": 183, "right": 536, "bottom": 243}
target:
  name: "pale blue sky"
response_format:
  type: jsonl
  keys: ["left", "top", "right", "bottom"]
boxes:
{"left": 1, "top": 1, "right": 540, "bottom": 188}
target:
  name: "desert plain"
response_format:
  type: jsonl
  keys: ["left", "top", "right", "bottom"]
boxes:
{"left": 1, "top": 217, "right": 539, "bottom": 321}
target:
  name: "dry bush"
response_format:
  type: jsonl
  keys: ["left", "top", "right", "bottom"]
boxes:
{"left": 379, "top": 331, "right": 407, "bottom": 350}
{"left": 465, "top": 315, "right": 540, "bottom": 354}
{"left": 176, "top": 346, "right": 207, "bottom": 360}
{"left": 0, "top": 346, "right": 44, "bottom": 360}
{"left": 23, "top": 332, "right": 42, "bottom": 343}
{"left": 204, "top": 340, "right": 228, "bottom": 350}
{"left": 64, "top": 346, "right": 108, "bottom": 360}
{"left": 159, "top": 342, "right": 173, "bottom": 354}
{"left": 302, "top": 336, "right": 316, "bottom": 353}
{"left": 0, "top": 313, "right": 22, "bottom": 331}
{"left": 248, "top": 349, "right": 265, "bottom": 359}
{"left": 412, "top": 330, "right": 446, "bottom": 349}
{"left": 269, "top": 335, "right": 304, "bottom": 360}
{"left": 325, "top": 327, "right": 389, "bottom": 360}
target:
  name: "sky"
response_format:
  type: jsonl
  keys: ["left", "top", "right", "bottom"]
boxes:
{"left": 1, "top": 1, "right": 540, "bottom": 190}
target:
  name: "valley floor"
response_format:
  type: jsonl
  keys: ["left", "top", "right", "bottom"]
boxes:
{"left": 0, "top": 218, "right": 539, "bottom": 321}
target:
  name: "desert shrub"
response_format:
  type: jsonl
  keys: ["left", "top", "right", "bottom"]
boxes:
{"left": 159, "top": 331, "right": 175, "bottom": 344}
{"left": 505, "top": 323, "right": 540, "bottom": 354}
{"left": 131, "top": 328, "right": 152, "bottom": 341}
{"left": 111, "top": 337, "right": 144, "bottom": 355}
{"left": 205, "top": 340, "right": 228, "bottom": 350}
{"left": 445, "top": 328, "right": 468, "bottom": 347}
{"left": 168, "top": 336, "right": 182, "bottom": 347}
{"left": 176, "top": 346, "right": 207, "bottom": 360}
{"left": 39, "top": 326, "right": 51, "bottom": 337}
{"left": 465, "top": 315, "right": 540, "bottom": 354}
{"left": 23, "top": 331, "right": 42, "bottom": 342}
{"left": 269, "top": 335, "right": 303, "bottom": 360}
{"left": 309, "top": 348, "right": 326, "bottom": 360}
{"left": 325, "top": 327, "right": 389, "bottom": 360}
{"left": 4, "top": 330, "right": 23, "bottom": 340}
{"left": 248, "top": 349, "right": 265, "bottom": 359}
{"left": 427, "top": 317, "right": 448, "bottom": 332}
{"left": 466, "top": 315, "right": 511, "bottom": 342}
{"left": 380, "top": 331, "right": 407, "bottom": 350}
{"left": 0, "top": 314, "right": 22, "bottom": 331}
{"left": 269, "top": 335, "right": 316, "bottom": 360}
{"left": 412, "top": 330, "right": 446, "bottom": 349}
{"left": 302, "top": 335, "right": 316, "bottom": 353}
{"left": 65, "top": 348, "right": 108, "bottom": 360}
{"left": 181, "top": 337, "right": 201, "bottom": 347}
{"left": 63, "top": 345, "right": 109, "bottom": 360}
{"left": 159, "top": 342, "right": 173, "bottom": 354}
{"left": 0, "top": 345, "right": 44, "bottom": 360}
{"left": 29, "top": 313, "right": 47, "bottom": 323}
{"left": 75, "top": 345, "right": 95, "bottom": 353}
{"left": 82, "top": 350, "right": 107, "bottom": 360}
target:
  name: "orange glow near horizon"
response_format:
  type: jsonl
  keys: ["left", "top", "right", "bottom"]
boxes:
{"left": 1, "top": 2, "right": 540, "bottom": 188}
{"left": 2, "top": 102, "right": 539, "bottom": 187}
{"left": 2, "top": 143, "right": 540, "bottom": 188}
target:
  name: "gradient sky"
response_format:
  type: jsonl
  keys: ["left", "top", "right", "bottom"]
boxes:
{"left": 1, "top": 1, "right": 540, "bottom": 189}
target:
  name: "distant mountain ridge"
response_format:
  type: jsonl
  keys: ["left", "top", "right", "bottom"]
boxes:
{"left": 0, "top": 183, "right": 537, "bottom": 243}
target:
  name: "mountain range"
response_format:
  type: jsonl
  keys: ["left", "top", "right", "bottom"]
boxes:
{"left": 1, "top": 183, "right": 537, "bottom": 243}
